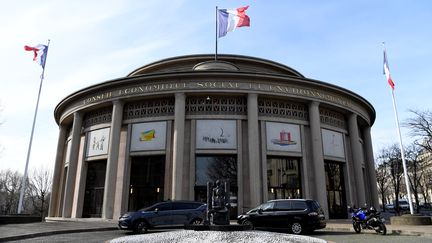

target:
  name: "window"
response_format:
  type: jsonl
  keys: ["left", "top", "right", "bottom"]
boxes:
{"left": 275, "top": 201, "right": 291, "bottom": 210}
{"left": 194, "top": 156, "right": 237, "bottom": 203}
{"left": 325, "top": 161, "right": 347, "bottom": 219}
{"left": 291, "top": 201, "right": 307, "bottom": 210}
{"left": 155, "top": 203, "right": 172, "bottom": 211}
{"left": 261, "top": 202, "right": 275, "bottom": 211}
{"left": 267, "top": 157, "right": 302, "bottom": 200}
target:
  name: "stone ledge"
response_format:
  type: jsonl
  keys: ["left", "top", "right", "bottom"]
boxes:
{"left": 390, "top": 214, "right": 432, "bottom": 225}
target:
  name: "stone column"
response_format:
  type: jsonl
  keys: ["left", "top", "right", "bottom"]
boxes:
{"left": 48, "top": 124, "right": 67, "bottom": 217}
{"left": 62, "top": 112, "right": 83, "bottom": 218}
{"left": 247, "top": 93, "right": 261, "bottom": 207}
{"left": 172, "top": 93, "right": 186, "bottom": 199}
{"left": 308, "top": 101, "right": 329, "bottom": 218}
{"left": 102, "top": 100, "right": 124, "bottom": 219}
{"left": 348, "top": 113, "right": 366, "bottom": 206}
{"left": 364, "top": 126, "right": 379, "bottom": 209}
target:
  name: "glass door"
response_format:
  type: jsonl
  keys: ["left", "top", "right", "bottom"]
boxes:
{"left": 128, "top": 155, "right": 165, "bottom": 211}
{"left": 82, "top": 160, "right": 106, "bottom": 218}
{"left": 194, "top": 155, "right": 238, "bottom": 218}
{"left": 325, "top": 161, "right": 347, "bottom": 219}
{"left": 267, "top": 157, "right": 302, "bottom": 200}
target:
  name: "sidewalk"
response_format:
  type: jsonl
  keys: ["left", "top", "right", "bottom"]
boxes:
{"left": 319, "top": 219, "right": 432, "bottom": 238}
{"left": 0, "top": 218, "right": 117, "bottom": 242}
{"left": 0, "top": 218, "right": 431, "bottom": 242}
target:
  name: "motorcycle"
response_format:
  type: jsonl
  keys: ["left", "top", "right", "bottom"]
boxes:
{"left": 348, "top": 205, "right": 386, "bottom": 235}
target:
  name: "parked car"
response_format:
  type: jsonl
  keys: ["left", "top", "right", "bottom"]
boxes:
{"left": 237, "top": 199, "right": 326, "bottom": 234}
{"left": 118, "top": 200, "right": 206, "bottom": 233}
{"left": 384, "top": 203, "right": 394, "bottom": 210}
{"left": 420, "top": 202, "right": 431, "bottom": 209}
{"left": 396, "top": 199, "right": 410, "bottom": 210}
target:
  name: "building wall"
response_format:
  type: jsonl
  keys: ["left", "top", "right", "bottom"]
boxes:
{"left": 48, "top": 55, "right": 378, "bottom": 220}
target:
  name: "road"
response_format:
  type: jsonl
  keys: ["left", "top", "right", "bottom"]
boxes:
{"left": 15, "top": 228, "right": 431, "bottom": 243}
{"left": 312, "top": 231, "right": 431, "bottom": 243}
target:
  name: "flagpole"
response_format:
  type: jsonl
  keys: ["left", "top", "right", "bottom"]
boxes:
{"left": 390, "top": 88, "right": 414, "bottom": 214}
{"left": 17, "top": 39, "right": 50, "bottom": 214}
{"left": 384, "top": 42, "right": 414, "bottom": 214}
{"left": 215, "top": 6, "right": 218, "bottom": 61}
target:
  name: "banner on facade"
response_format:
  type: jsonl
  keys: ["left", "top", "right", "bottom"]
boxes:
{"left": 266, "top": 122, "right": 301, "bottom": 152}
{"left": 130, "top": 121, "right": 167, "bottom": 151}
{"left": 196, "top": 120, "right": 237, "bottom": 149}
{"left": 86, "top": 128, "right": 110, "bottom": 157}
{"left": 321, "top": 128, "right": 345, "bottom": 158}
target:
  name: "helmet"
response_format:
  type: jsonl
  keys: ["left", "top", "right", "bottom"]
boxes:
{"left": 369, "top": 206, "right": 376, "bottom": 212}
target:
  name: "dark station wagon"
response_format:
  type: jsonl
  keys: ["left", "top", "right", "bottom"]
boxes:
{"left": 237, "top": 199, "right": 326, "bottom": 234}
{"left": 118, "top": 200, "right": 206, "bottom": 233}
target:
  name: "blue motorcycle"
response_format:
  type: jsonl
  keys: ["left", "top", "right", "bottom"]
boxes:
{"left": 349, "top": 206, "right": 386, "bottom": 235}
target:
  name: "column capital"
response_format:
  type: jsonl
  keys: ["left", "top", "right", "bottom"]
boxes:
{"left": 309, "top": 100, "right": 320, "bottom": 107}
{"left": 112, "top": 99, "right": 124, "bottom": 106}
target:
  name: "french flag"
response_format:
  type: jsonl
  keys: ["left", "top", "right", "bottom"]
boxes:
{"left": 24, "top": 44, "right": 48, "bottom": 68}
{"left": 217, "top": 6, "right": 250, "bottom": 38}
{"left": 383, "top": 49, "right": 395, "bottom": 90}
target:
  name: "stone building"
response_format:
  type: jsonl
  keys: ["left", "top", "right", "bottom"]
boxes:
{"left": 48, "top": 54, "right": 379, "bottom": 220}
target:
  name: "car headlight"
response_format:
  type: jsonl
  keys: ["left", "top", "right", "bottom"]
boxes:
{"left": 119, "top": 213, "right": 131, "bottom": 219}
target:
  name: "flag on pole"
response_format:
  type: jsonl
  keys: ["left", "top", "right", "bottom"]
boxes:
{"left": 383, "top": 49, "right": 395, "bottom": 90}
{"left": 217, "top": 6, "right": 250, "bottom": 38}
{"left": 24, "top": 44, "right": 48, "bottom": 68}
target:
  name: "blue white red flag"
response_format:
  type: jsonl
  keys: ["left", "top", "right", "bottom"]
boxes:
{"left": 217, "top": 6, "right": 250, "bottom": 38}
{"left": 24, "top": 44, "right": 48, "bottom": 68}
{"left": 383, "top": 49, "right": 395, "bottom": 90}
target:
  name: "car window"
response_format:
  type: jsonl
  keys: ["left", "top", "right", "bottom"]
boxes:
{"left": 308, "top": 200, "right": 320, "bottom": 211}
{"left": 156, "top": 203, "right": 172, "bottom": 211}
{"left": 260, "top": 202, "right": 275, "bottom": 211}
{"left": 274, "top": 201, "right": 291, "bottom": 210}
{"left": 172, "top": 202, "right": 202, "bottom": 210}
{"left": 291, "top": 201, "right": 307, "bottom": 210}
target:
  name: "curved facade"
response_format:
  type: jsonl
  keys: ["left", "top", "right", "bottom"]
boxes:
{"left": 48, "top": 54, "right": 379, "bottom": 220}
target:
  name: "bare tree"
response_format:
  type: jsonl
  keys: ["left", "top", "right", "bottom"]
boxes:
{"left": 405, "top": 109, "right": 432, "bottom": 153}
{"left": 28, "top": 166, "right": 52, "bottom": 219}
{"left": 375, "top": 161, "right": 390, "bottom": 211}
{"left": 0, "top": 170, "right": 23, "bottom": 214}
{"left": 419, "top": 163, "right": 432, "bottom": 204}
{"left": 404, "top": 144, "right": 425, "bottom": 213}
{"left": 378, "top": 144, "right": 404, "bottom": 214}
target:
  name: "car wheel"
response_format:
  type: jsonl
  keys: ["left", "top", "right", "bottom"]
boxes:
{"left": 242, "top": 219, "right": 254, "bottom": 229}
{"left": 190, "top": 218, "right": 202, "bottom": 225}
{"left": 290, "top": 222, "right": 303, "bottom": 235}
{"left": 133, "top": 221, "right": 148, "bottom": 234}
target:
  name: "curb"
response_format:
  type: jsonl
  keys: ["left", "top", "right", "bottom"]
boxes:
{"left": 0, "top": 227, "right": 118, "bottom": 242}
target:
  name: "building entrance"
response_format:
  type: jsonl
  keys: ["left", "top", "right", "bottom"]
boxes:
{"left": 325, "top": 161, "right": 347, "bottom": 219}
{"left": 194, "top": 155, "right": 238, "bottom": 218}
{"left": 267, "top": 157, "right": 302, "bottom": 200}
{"left": 128, "top": 155, "right": 165, "bottom": 211}
{"left": 82, "top": 160, "right": 106, "bottom": 218}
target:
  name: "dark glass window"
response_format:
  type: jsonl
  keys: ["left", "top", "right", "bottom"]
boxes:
{"left": 325, "top": 161, "right": 347, "bottom": 219}
{"left": 291, "top": 201, "right": 307, "bottom": 210}
{"left": 194, "top": 155, "right": 238, "bottom": 218}
{"left": 195, "top": 156, "right": 237, "bottom": 187}
{"left": 260, "top": 202, "right": 275, "bottom": 211}
{"left": 275, "top": 201, "right": 291, "bottom": 210}
{"left": 155, "top": 202, "right": 171, "bottom": 211}
{"left": 82, "top": 160, "right": 106, "bottom": 218}
{"left": 267, "top": 157, "right": 302, "bottom": 200}
{"left": 128, "top": 156, "right": 165, "bottom": 211}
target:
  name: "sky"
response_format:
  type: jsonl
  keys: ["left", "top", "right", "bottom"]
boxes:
{"left": 0, "top": 1, "right": 431, "bottom": 173}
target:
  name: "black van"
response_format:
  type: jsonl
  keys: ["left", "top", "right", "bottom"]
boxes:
{"left": 237, "top": 199, "right": 326, "bottom": 234}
